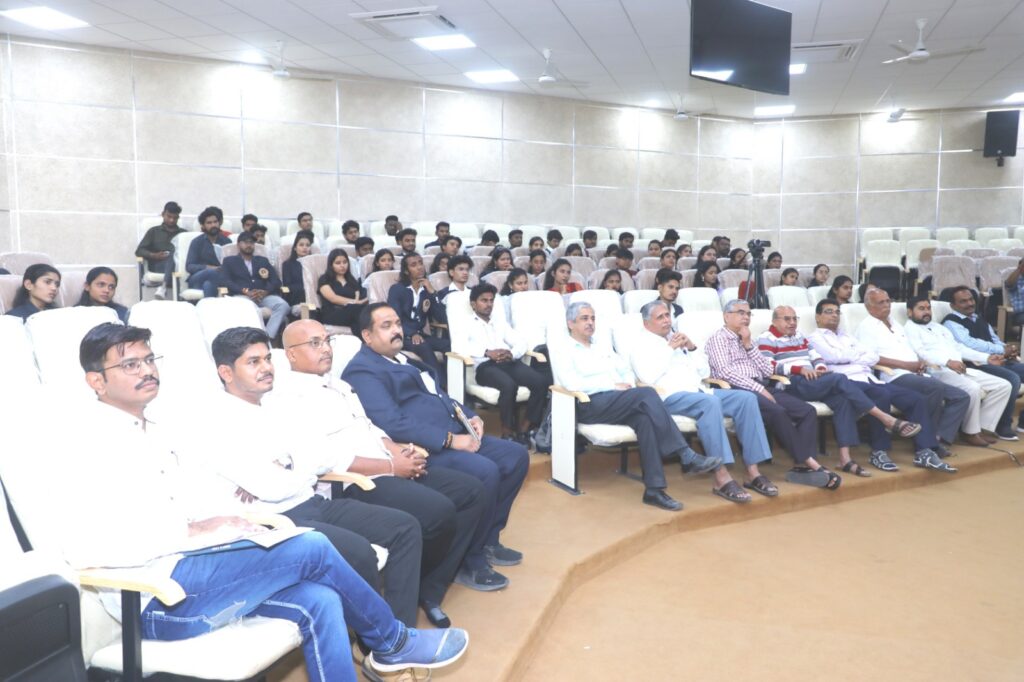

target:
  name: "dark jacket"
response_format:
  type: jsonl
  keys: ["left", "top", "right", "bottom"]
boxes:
{"left": 220, "top": 255, "right": 282, "bottom": 296}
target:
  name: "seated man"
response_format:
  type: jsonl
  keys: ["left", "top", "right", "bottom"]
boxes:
{"left": 545, "top": 229, "right": 562, "bottom": 256}
{"left": 249, "top": 223, "right": 268, "bottom": 245}
{"left": 904, "top": 295, "right": 1015, "bottom": 443}
{"left": 1004, "top": 257, "right": 1024, "bottom": 327}
{"left": 65, "top": 322, "right": 467, "bottom": 680}
{"left": 342, "top": 219, "right": 361, "bottom": 245}
{"left": 435, "top": 254, "right": 473, "bottom": 310}
{"left": 614, "top": 248, "right": 637, "bottom": 277}
{"left": 344, "top": 303, "right": 529, "bottom": 591}
{"left": 355, "top": 236, "right": 375, "bottom": 258}
{"left": 241, "top": 213, "right": 258, "bottom": 232}
{"left": 661, "top": 229, "right": 679, "bottom": 248}
{"left": 387, "top": 252, "right": 449, "bottom": 378}
{"left": 760, "top": 305, "right": 922, "bottom": 477}
{"left": 943, "top": 285, "right": 1023, "bottom": 437}
{"left": 508, "top": 229, "right": 524, "bottom": 249}
{"left": 185, "top": 206, "right": 230, "bottom": 297}
{"left": 617, "top": 232, "right": 635, "bottom": 250}
{"left": 279, "top": 320, "right": 488, "bottom": 627}
{"left": 425, "top": 221, "right": 449, "bottom": 250}
{"left": 855, "top": 288, "right": 969, "bottom": 468}
{"left": 654, "top": 268, "right": 684, "bottom": 319}
{"left": 397, "top": 228, "right": 418, "bottom": 257}
{"left": 384, "top": 214, "right": 401, "bottom": 238}
{"left": 220, "top": 231, "right": 290, "bottom": 340}
{"left": 582, "top": 230, "right": 598, "bottom": 256}
{"left": 297, "top": 211, "right": 315, "bottom": 234}
{"left": 462, "top": 283, "right": 548, "bottom": 444}
{"left": 134, "top": 200, "right": 184, "bottom": 299}
{"left": 810, "top": 298, "right": 947, "bottom": 472}
{"left": 706, "top": 299, "right": 838, "bottom": 491}
{"left": 558, "top": 302, "right": 719, "bottom": 511}
{"left": 630, "top": 300, "right": 773, "bottom": 504}
{"left": 715, "top": 235, "right": 731, "bottom": 258}
{"left": 441, "top": 235, "right": 463, "bottom": 257}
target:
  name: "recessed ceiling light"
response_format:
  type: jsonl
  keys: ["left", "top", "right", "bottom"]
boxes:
{"left": 465, "top": 69, "right": 518, "bottom": 84}
{"left": 754, "top": 105, "right": 795, "bottom": 117}
{"left": 0, "top": 6, "right": 88, "bottom": 30}
{"left": 1003, "top": 92, "right": 1024, "bottom": 104}
{"left": 789, "top": 63, "right": 807, "bottom": 75}
{"left": 412, "top": 34, "right": 475, "bottom": 51}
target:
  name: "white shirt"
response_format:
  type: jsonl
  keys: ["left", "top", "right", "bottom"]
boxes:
{"left": 463, "top": 312, "right": 525, "bottom": 365}
{"left": 408, "top": 284, "right": 424, "bottom": 311}
{"left": 629, "top": 328, "right": 711, "bottom": 397}
{"left": 808, "top": 327, "right": 880, "bottom": 383}
{"left": 444, "top": 282, "right": 467, "bottom": 305}
{"left": 557, "top": 337, "right": 634, "bottom": 394}
{"left": 854, "top": 315, "right": 918, "bottom": 383}
{"left": 903, "top": 319, "right": 990, "bottom": 368}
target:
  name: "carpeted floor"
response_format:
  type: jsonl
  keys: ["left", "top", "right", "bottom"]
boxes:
{"left": 522, "top": 467, "right": 1024, "bottom": 681}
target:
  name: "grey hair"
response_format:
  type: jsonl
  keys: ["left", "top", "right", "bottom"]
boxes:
{"left": 722, "top": 299, "right": 749, "bottom": 313}
{"left": 640, "top": 300, "right": 668, "bottom": 321}
{"left": 566, "top": 301, "right": 594, "bottom": 323}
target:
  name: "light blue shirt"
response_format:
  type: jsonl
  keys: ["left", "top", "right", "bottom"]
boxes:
{"left": 941, "top": 311, "right": 1004, "bottom": 355}
{"left": 559, "top": 338, "right": 634, "bottom": 395}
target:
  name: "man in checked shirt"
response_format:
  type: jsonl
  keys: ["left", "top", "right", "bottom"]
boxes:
{"left": 705, "top": 299, "right": 840, "bottom": 492}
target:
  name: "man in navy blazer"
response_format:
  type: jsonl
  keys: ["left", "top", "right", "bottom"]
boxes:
{"left": 343, "top": 302, "right": 529, "bottom": 592}
{"left": 221, "top": 231, "right": 290, "bottom": 339}
{"left": 387, "top": 252, "right": 450, "bottom": 381}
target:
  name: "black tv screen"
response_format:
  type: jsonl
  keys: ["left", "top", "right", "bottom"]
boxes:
{"left": 690, "top": 0, "right": 792, "bottom": 96}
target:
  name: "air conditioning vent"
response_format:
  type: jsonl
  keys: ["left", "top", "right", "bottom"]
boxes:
{"left": 350, "top": 5, "right": 457, "bottom": 40}
{"left": 792, "top": 40, "right": 862, "bottom": 63}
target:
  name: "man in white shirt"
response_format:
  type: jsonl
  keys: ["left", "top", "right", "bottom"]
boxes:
{"left": 556, "top": 302, "right": 720, "bottom": 512}
{"left": 463, "top": 283, "right": 548, "bottom": 443}
{"left": 809, "top": 297, "right": 948, "bottom": 473}
{"left": 855, "top": 288, "right": 969, "bottom": 465}
{"left": 63, "top": 322, "right": 468, "bottom": 680}
{"left": 903, "top": 295, "right": 1014, "bottom": 443}
{"left": 188, "top": 327, "right": 424, "bottom": 627}
{"left": 629, "top": 300, "right": 772, "bottom": 504}
{"left": 277, "top": 319, "right": 489, "bottom": 627}
{"left": 435, "top": 255, "right": 473, "bottom": 313}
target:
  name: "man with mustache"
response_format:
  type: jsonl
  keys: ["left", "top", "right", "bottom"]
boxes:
{"left": 174, "top": 326, "right": 425, "bottom": 627}
{"left": 343, "top": 303, "right": 529, "bottom": 592}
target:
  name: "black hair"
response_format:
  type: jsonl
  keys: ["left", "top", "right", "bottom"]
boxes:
{"left": 481, "top": 229, "right": 499, "bottom": 244}
{"left": 664, "top": 229, "right": 679, "bottom": 241}
{"left": 529, "top": 235, "right": 544, "bottom": 247}
{"left": 948, "top": 285, "right": 976, "bottom": 303}
{"left": 527, "top": 249, "right": 548, "bottom": 274}
{"left": 359, "top": 301, "right": 392, "bottom": 334}
{"left": 660, "top": 249, "right": 678, "bottom": 263}
{"left": 729, "top": 247, "right": 747, "bottom": 263}
{"left": 372, "top": 248, "right": 395, "bottom": 272}
{"left": 398, "top": 251, "right": 422, "bottom": 285}
{"left": 813, "top": 263, "right": 829, "bottom": 278}
{"left": 828, "top": 275, "right": 853, "bottom": 300}
{"left": 342, "top": 219, "right": 360, "bottom": 233}
{"left": 484, "top": 247, "right": 513, "bottom": 275}
{"left": 655, "top": 267, "right": 681, "bottom": 286}
{"left": 766, "top": 251, "right": 782, "bottom": 265}
{"left": 443, "top": 235, "right": 462, "bottom": 249}
{"left": 508, "top": 228, "right": 523, "bottom": 239}
{"left": 320, "top": 248, "right": 359, "bottom": 290}
{"left": 447, "top": 254, "right": 473, "bottom": 274}
{"left": 547, "top": 229, "right": 563, "bottom": 241}
{"left": 500, "top": 268, "right": 529, "bottom": 295}
{"left": 288, "top": 229, "right": 317, "bottom": 261}
{"left": 397, "top": 228, "right": 417, "bottom": 242}
{"left": 385, "top": 214, "right": 399, "bottom": 223}
{"left": 13, "top": 263, "right": 61, "bottom": 309}
{"left": 564, "top": 243, "right": 584, "bottom": 256}
{"left": 583, "top": 229, "right": 597, "bottom": 240}
{"left": 197, "top": 206, "right": 221, "bottom": 227}
{"left": 694, "top": 261, "right": 719, "bottom": 288}
{"left": 354, "top": 236, "right": 374, "bottom": 251}
{"left": 212, "top": 327, "right": 271, "bottom": 370}
{"left": 237, "top": 231, "right": 256, "bottom": 244}
{"left": 80, "top": 323, "right": 151, "bottom": 373}
{"left": 815, "top": 297, "right": 841, "bottom": 315}
{"left": 250, "top": 224, "right": 267, "bottom": 237}
{"left": 781, "top": 267, "right": 799, "bottom": 281}
{"left": 469, "top": 282, "right": 498, "bottom": 302}
{"left": 617, "top": 231, "right": 635, "bottom": 244}
{"left": 648, "top": 239, "right": 662, "bottom": 248}
{"left": 77, "top": 266, "right": 119, "bottom": 308}
{"left": 296, "top": 211, "right": 312, "bottom": 223}
{"left": 543, "top": 258, "right": 572, "bottom": 290}
{"left": 242, "top": 213, "right": 258, "bottom": 224}
{"left": 429, "top": 252, "right": 450, "bottom": 274}
{"left": 435, "top": 221, "right": 450, "bottom": 233}
{"left": 697, "top": 245, "right": 717, "bottom": 261}
{"left": 907, "top": 294, "right": 930, "bottom": 310}
{"left": 600, "top": 269, "right": 623, "bottom": 291}
{"left": 615, "top": 248, "right": 634, "bottom": 261}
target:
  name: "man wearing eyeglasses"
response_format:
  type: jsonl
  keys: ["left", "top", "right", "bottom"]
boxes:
{"left": 809, "top": 298, "right": 946, "bottom": 473}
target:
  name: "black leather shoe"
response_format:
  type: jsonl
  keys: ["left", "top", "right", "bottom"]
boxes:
{"left": 680, "top": 449, "right": 722, "bottom": 475}
{"left": 454, "top": 566, "right": 509, "bottom": 591}
{"left": 484, "top": 543, "right": 523, "bottom": 566}
{"left": 642, "top": 488, "right": 683, "bottom": 512}
{"left": 420, "top": 601, "right": 451, "bottom": 628}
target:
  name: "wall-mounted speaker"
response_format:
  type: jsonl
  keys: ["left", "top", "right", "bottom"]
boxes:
{"left": 983, "top": 110, "right": 1019, "bottom": 162}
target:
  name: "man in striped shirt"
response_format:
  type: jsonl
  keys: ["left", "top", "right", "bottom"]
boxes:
{"left": 758, "top": 306, "right": 922, "bottom": 477}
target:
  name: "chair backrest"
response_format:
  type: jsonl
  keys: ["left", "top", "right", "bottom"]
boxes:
{"left": 221, "top": 243, "right": 269, "bottom": 260}
{"left": 428, "top": 271, "right": 451, "bottom": 292}
{"left": 517, "top": 225, "right": 547, "bottom": 242}
{"left": 25, "top": 306, "right": 121, "bottom": 402}
{"left": 677, "top": 287, "right": 722, "bottom": 312}
{"left": 566, "top": 256, "right": 596, "bottom": 279}
{"left": 673, "top": 310, "right": 726, "bottom": 348}
{"left": 1007, "top": 247, "right": 1024, "bottom": 260}
{"left": 931, "top": 256, "right": 977, "bottom": 293}
{"left": 583, "top": 226, "right": 611, "bottom": 241}
{"left": 859, "top": 228, "right": 894, "bottom": 256}
{"left": 611, "top": 227, "right": 636, "bottom": 239}
{"left": 297, "top": 254, "right": 329, "bottom": 307}
{"left": 917, "top": 247, "right": 954, "bottom": 280}
{"left": 906, "top": 239, "right": 939, "bottom": 269}
{"left": 718, "top": 269, "right": 748, "bottom": 289}
{"left": 889, "top": 301, "right": 909, "bottom": 326}
{"left": 974, "top": 227, "right": 1008, "bottom": 246}
{"left": 792, "top": 305, "right": 817, "bottom": 339}
{"left": 469, "top": 245, "right": 495, "bottom": 257}
{"left": 470, "top": 256, "right": 490, "bottom": 277}
{"left": 588, "top": 268, "right": 635, "bottom": 292}
{"left": 988, "top": 238, "right": 1023, "bottom": 253}
{"left": 767, "top": 285, "right": 812, "bottom": 310}
{"left": 747, "top": 309, "right": 774, "bottom": 338}
{"left": 286, "top": 219, "right": 325, "bottom": 240}
{"left": 637, "top": 257, "right": 661, "bottom": 270}
{"left": 964, "top": 248, "right": 997, "bottom": 260}
{"left": 898, "top": 227, "right": 931, "bottom": 253}
{"left": 763, "top": 268, "right": 782, "bottom": 289}
{"left": 481, "top": 270, "right": 508, "bottom": 291}
{"left": 328, "top": 333, "right": 365, "bottom": 377}
{"left": 979, "top": 256, "right": 1018, "bottom": 292}
{"left": 364, "top": 270, "right": 401, "bottom": 303}
{"left": 195, "top": 297, "right": 264, "bottom": 349}
{"left": 676, "top": 256, "right": 697, "bottom": 271}
{"left": 946, "top": 239, "right": 981, "bottom": 256}
{"left": 677, "top": 268, "right": 698, "bottom": 288}
{"left": 508, "top": 290, "right": 568, "bottom": 349}
{"left": 568, "top": 289, "right": 624, "bottom": 348}
{"left": 0, "top": 274, "right": 21, "bottom": 313}
{"left": 482, "top": 223, "right": 512, "bottom": 242}
{"left": 173, "top": 232, "right": 205, "bottom": 277}
{"left": 936, "top": 227, "right": 969, "bottom": 244}
{"left": 622, "top": 289, "right": 658, "bottom": 314}
{"left": 640, "top": 228, "right": 666, "bottom": 241}
{"left": 719, "top": 287, "right": 739, "bottom": 307}
{"left": 807, "top": 285, "right": 831, "bottom": 305}
{"left": 597, "top": 256, "right": 617, "bottom": 270}
{"left": 632, "top": 269, "right": 657, "bottom": 290}
{"left": 716, "top": 257, "right": 731, "bottom": 271}
{"left": 0, "top": 251, "right": 54, "bottom": 275}
{"left": 865, "top": 239, "right": 901, "bottom": 267}
{"left": 57, "top": 268, "right": 88, "bottom": 308}
{"left": 0, "top": 316, "right": 39, "bottom": 391}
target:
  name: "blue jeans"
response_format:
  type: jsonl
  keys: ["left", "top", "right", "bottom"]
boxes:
{"left": 787, "top": 373, "right": 876, "bottom": 448}
{"left": 258, "top": 294, "right": 291, "bottom": 338}
{"left": 187, "top": 268, "right": 223, "bottom": 297}
{"left": 978, "top": 362, "right": 1024, "bottom": 429}
{"left": 662, "top": 389, "right": 772, "bottom": 467}
{"left": 140, "top": 532, "right": 402, "bottom": 682}
{"left": 859, "top": 381, "right": 938, "bottom": 452}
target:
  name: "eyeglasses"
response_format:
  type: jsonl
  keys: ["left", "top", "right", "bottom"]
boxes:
{"left": 102, "top": 354, "right": 161, "bottom": 375}
{"left": 726, "top": 310, "right": 751, "bottom": 316}
{"left": 820, "top": 309, "right": 841, "bottom": 315}
{"left": 287, "top": 335, "right": 336, "bottom": 350}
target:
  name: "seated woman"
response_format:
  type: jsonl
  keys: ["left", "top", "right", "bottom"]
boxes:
{"left": 368, "top": 248, "right": 396, "bottom": 277}
{"left": 564, "top": 243, "right": 584, "bottom": 257}
{"left": 647, "top": 240, "right": 662, "bottom": 257}
{"left": 660, "top": 249, "right": 678, "bottom": 270}
{"left": 696, "top": 245, "right": 718, "bottom": 263}
{"left": 528, "top": 236, "right": 545, "bottom": 252}
{"left": 281, "top": 229, "right": 315, "bottom": 307}
{"left": 727, "top": 248, "right": 748, "bottom": 270}
{"left": 677, "top": 244, "right": 693, "bottom": 258}
{"left": 828, "top": 275, "right": 854, "bottom": 304}
{"left": 429, "top": 252, "right": 450, "bottom": 275}
{"left": 6, "top": 263, "right": 60, "bottom": 320}
{"left": 600, "top": 269, "right": 623, "bottom": 293}
{"left": 692, "top": 261, "right": 721, "bottom": 291}
{"left": 527, "top": 249, "right": 547, "bottom": 285}
{"left": 483, "top": 247, "right": 514, "bottom": 276}
{"left": 318, "top": 248, "right": 368, "bottom": 332}
{"left": 499, "top": 267, "right": 530, "bottom": 323}
{"left": 545, "top": 258, "right": 582, "bottom": 295}
{"left": 766, "top": 251, "right": 783, "bottom": 270}
{"left": 780, "top": 267, "right": 801, "bottom": 286}
{"left": 812, "top": 263, "right": 830, "bottom": 287}
{"left": 386, "top": 252, "right": 449, "bottom": 378}
{"left": 76, "top": 266, "right": 128, "bottom": 323}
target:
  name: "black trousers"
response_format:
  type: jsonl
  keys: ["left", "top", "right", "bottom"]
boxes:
{"left": 282, "top": 495, "right": 422, "bottom": 627}
{"left": 403, "top": 334, "right": 449, "bottom": 380}
{"left": 339, "top": 467, "right": 486, "bottom": 605}
{"left": 753, "top": 389, "right": 818, "bottom": 463}
{"left": 474, "top": 359, "right": 549, "bottom": 430}
{"left": 577, "top": 387, "right": 683, "bottom": 489}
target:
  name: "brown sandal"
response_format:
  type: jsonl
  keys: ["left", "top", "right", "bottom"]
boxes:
{"left": 840, "top": 460, "right": 872, "bottom": 477}
{"left": 713, "top": 480, "right": 752, "bottom": 504}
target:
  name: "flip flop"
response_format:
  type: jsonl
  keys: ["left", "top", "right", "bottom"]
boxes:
{"left": 742, "top": 475, "right": 779, "bottom": 497}
{"left": 840, "top": 460, "right": 872, "bottom": 477}
{"left": 712, "top": 479, "right": 752, "bottom": 504}
{"left": 786, "top": 466, "right": 842, "bottom": 490}
{"left": 889, "top": 419, "right": 922, "bottom": 438}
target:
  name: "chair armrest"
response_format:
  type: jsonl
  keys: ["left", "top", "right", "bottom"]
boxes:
{"left": 135, "top": 256, "right": 144, "bottom": 264}
{"left": 872, "top": 364, "right": 894, "bottom": 375}
{"left": 217, "top": 287, "right": 228, "bottom": 297}
{"left": 280, "top": 286, "right": 290, "bottom": 294}
{"left": 432, "top": 322, "right": 448, "bottom": 330}
{"left": 703, "top": 378, "right": 731, "bottom": 389}
{"left": 318, "top": 470, "right": 376, "bottom": 491}
{"left": 240, "top": 513, "right": 295, "bottom": 529}
{"left": 525, "top": 350, "right": 547, "bottom": 363}
{"left": 300, "top": 302, "right": 317, "bottom": 320}
{"left": 769, "top": 374, "right": 790, "bottom": 385}
{"left": 636, "top": 381, "right": 665, "bottom": 395}
{"left": 77, "top": 569, "right": 186, "bottom": 607}
{"left": 446, "top": 352, "right": 474, "bottom": 366}
{"left": 551, "top": 385, "right": 590, "bottom": 403}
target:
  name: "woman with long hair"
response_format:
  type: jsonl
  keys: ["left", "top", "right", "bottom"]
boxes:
{"left": 828, "top": 275, "right": 854, "bottom": 304}
{"left": 429, "top": 252, "right": 450, "bottom": 275}
{"left": 7, "top": 263, "right": 60, "bottom": 320}
{"left": 371, "top": 249, "right": 396, "bottom": 275}
{"left": 544, "top": 258, "right": 582, "bottom": 295}
{"left": 697, "top": 245, "right": 717, "bottom": 263}
{"left": 600, "top": 269, "right": 623, "bottom": 293}
{"left": 483, "top": 247, "right": 514, "bottom": 276}
{"left": 282, "top": 229, "right": 315, "bottom": 306}
{"left": 812, "top": 263, "right": 831, "bottom": 287}
{"left": 727, "top": 248, "right": 748, "bottom": 270}
{"left": 76, "top": 266, "right": 128, "bottom": 322}
{"left": 693, "top": 261, "right": 721, "bottom": 291}
{"left": 318, "top": 249, "right": 368, "bottom": 331}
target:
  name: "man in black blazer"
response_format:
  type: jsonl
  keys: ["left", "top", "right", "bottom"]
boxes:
{"left": 343, "top": 303, "right": 529, "bottom": 592}
{"left": 387, "top": 252, "right": 449, "bottom": 380}
{"left": 221, "top": 231, "right": 290, "bottom": 339}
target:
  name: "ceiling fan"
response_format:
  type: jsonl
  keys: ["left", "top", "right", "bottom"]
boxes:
{"left": 537, "top": 49, "right": 588, "bottom": 88}
{"left": 882, "top": 18, "right": 985, "bottom": 64}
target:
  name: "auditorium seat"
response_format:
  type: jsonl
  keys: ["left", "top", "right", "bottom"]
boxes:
{"left": 0, "top": 316, "right": 38, "bottom": 392}
{"left": 583, "top": 226, "right": 611, "bottom": 242}
{"left": 936, "top": 227, "right": 969, "bottom": 245}
{"left": 589, "top": 268, "right": 634, "bottom": 291}
{"left": 622, "top": 289, "right": 658, "bottom": 314}
{"left": 482, "top": 270, "right": 509, "bottom": 291}
{"left": 171, "top": 232, "right": 207, "bottom": 302}
{"left": 0, "top": 274, "right": 20, "bottom": 313}
{"left": 718, "top": 269, "right": 748, "bottom": 290}
{"left": 364, "top": 270, "right": 400, "bottom": 304}
{"left": 57, "top": 268, "right": 88, "bottom": 308}
{"left": 989, "top": 238, "right": 1023, "bottom": 253}
{"left": 508, "top": 290, "right": 566, "bottom": 353}
{"left": 636, "top": 257, "right": 660, "bottom": 270}
{"left": 767, "top": 285, "right": 812, "bottom": 309}
{"left": 566, "top": 256, "right": 596, "bottom": 279}
{"left": 973, "top": 227, "right": 1008, "bottom": 246}
{"left": 807, "top": 285, "right": 831, "bottom": 305}
{"left": 195, "top": 297, "right": 264, "bottom": 349}
{"left": 677, "top": 287, "right": 722, "bottom": 312}
{"left": 26, "top": 307, "right": 120, "bottom": 403}
{"left": 0, "top": 251, "right": 54, "bottom": 275}
{"left": 632, "top": 269, "right": 657, "bottom": 290}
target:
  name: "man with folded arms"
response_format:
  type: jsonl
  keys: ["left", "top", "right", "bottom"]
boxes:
{"left": 706, "top": 299, "right": 838, "bottom": 491}
{"left": 557, "top": 302, "right": 720, "bottom": 511}
{"left": 903, "top": 295, "right": 1015, "bottom": 444}
{"left": 629, "top": 300, "right": 773, "bottom": 504}
{"left": 220, "top": 231, "right": 291, "bottom": 341}
{"left": 277, "top": 319, "right": 488, "bottom": 628}
{"left": 183, "top": 327, "right": 425, "bottom": 627}
{"left": 344, "top": 303, "right": 529, "bottom": 592}
{"left": 855, "top": 289, "right": 969, "bottom": 472}
{"left": 60, "top": 323, "right": 467, "bottom": 681}
{"left": 809, "top": 298, "right": 947, "bottom": 473}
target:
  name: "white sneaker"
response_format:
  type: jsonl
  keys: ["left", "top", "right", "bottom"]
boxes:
{"left": 154, "top": 285, "right": 166, "bottom": 300}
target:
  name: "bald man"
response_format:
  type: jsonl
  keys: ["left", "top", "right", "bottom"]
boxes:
{"left": 274, "top": 321, "right": 488, "bottom": 627}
